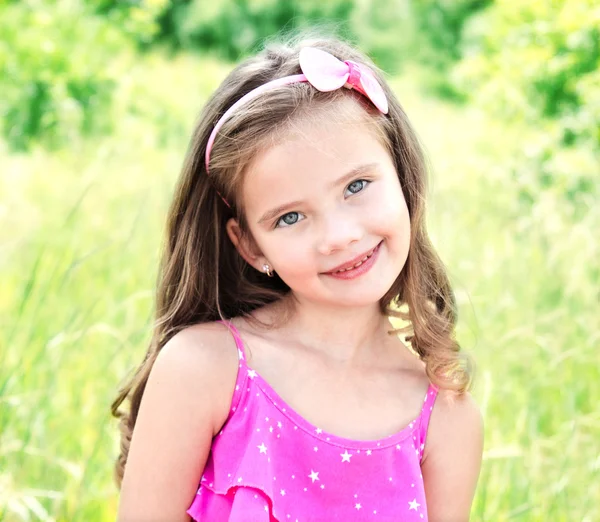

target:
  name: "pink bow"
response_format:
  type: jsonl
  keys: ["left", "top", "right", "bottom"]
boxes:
{"left": 298, "top": 47, "right": 389, "bottom": 114}
{"left": 206, "top": 47, "right": 389, "bottom": 177}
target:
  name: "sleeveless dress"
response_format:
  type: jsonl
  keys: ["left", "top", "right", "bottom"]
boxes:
{"left": 187, "top": 321, "right": 439, "bottom": 521}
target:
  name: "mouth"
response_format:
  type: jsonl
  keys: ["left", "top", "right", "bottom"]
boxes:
{"left": 325, "top": 241, "right": 382, "bottom": 274}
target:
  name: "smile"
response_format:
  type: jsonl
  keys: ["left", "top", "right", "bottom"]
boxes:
{"left": 323, "top": 241, "right": 383, "bottom": 279}
{"left": 331, "top": 246, "right": 378, "bottom": 273}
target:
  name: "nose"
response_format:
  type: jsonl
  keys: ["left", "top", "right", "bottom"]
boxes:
{"left": 316, "top": 207, "right": 363, "bottom": 256}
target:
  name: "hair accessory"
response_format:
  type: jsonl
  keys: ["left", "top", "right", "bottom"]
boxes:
{"left": 205, "top": 46, "right": 389, "bottom": 181}
{"left": 262, "top": 263, "right": 274, "bottom": 277}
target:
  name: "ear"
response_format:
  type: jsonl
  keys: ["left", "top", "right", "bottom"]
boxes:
{"left": 226, "top": 218, "right": 268, "bottom": 272}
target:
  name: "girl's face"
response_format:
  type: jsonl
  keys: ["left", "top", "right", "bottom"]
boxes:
{"left": 228, "top": 105, "right": 411, "bottom": 309}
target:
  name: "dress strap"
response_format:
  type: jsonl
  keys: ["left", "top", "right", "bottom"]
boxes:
{"left": 218, "top": 320, "right": 249, "bottom": 418}
{"left": 218, "top": 319, "right": 248, "bottom": 365}
{"left": 417, "top": 382, "right": 440, "bottom": 463}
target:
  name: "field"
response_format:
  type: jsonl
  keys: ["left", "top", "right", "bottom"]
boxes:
{"left": 1, "top": 51, "right": 598, "bottom": 521}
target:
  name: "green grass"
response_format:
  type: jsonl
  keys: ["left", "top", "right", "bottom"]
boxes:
{"left": 1, "top": 51, "right": 598, "bottom": 521}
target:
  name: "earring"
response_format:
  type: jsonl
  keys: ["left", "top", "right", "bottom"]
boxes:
{"left": 262, "top": 263, "right": 274, "bottom": 277}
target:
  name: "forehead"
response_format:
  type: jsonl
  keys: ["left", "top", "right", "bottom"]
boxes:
{"left": 241, "top": 105, "right": 393, "bottom": 215}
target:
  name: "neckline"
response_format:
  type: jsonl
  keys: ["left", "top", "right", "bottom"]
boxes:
{"left": 244, "top": 363, "right": 434, "bottom": 451}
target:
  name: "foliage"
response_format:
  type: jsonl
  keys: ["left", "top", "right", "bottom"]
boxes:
{"left": 456, "top": 0, "right": 600, "bottom": 147}
{"left": 87, "top": 0, "right": 171, "bottom": 46}
{"left": 0, "top": 0, "right": 134, "bottom": 151}
{"left": 453, "top": 0, "right": 599, "bottom": 222}
{"left": 157, "top": 0, "right": 355, "bottom": 60}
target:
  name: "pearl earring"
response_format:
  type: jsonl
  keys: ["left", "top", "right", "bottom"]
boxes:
{"left": 262, "top": 263, "right": 274, "bottom": 277}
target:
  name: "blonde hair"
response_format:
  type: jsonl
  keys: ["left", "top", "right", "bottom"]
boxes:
{"left": 111, "top": 30, "right": 473, "bottom": 488}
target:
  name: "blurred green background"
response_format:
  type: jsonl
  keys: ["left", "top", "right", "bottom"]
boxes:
{"left": 1, "top": 0, "right": 598, "bottom": 520}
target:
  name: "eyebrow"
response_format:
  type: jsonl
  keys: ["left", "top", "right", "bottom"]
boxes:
{"left": 257, "top": 162, "right": 380, "bottom": 225}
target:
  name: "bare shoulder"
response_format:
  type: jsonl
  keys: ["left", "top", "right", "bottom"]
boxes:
{"left": 117, "top": 321, "right": 240, "bottom": 522}
{"left": 162, "top": 321, "right": 240, "bottom": 376}
{"left": 153, "top": 321, "right": 241, "bottom": 428}
{"left": 430, "top": 388, "right": 483, "bottom": 435}
{"left": 422, "top": 389, "right": 484, "bottom": 522}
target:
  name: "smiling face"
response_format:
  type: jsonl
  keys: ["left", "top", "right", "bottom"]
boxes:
{"left": 226, "top": 100, "right": 411, "bottom": 310}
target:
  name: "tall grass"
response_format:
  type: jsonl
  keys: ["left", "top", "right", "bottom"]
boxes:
{"left": 1, "top": 52, "right": 598, "bottom": 521}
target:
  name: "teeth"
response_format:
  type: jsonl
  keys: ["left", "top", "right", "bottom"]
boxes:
{"left": 334, "top": 249, "right": 375, "bottom": 273}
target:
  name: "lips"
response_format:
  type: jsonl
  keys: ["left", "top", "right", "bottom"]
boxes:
{"left": 325, "top": 242, "right": 382, "bottom": 274}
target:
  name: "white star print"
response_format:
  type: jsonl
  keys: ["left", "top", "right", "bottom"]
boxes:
{"left": 237, "top": 477, "right": 242, "bottom": 483}
{"left": 314, "top": 446, "right": 318, "bottom": 452}
{"left": 341, "top": 450, "right": 352, "bottom": 462}
{"left": 278, "top": 421, "right": 282, "bottom": 428}
{"left": 238, "top": 348, "right": 244, "bottom": 360}
{"left": 366, "top": 450, "right": 372, "bottom": 455}
{"left": 355, "top": 503, "right": 362, "bottom": 510}
{"left": 320, "top": 484, "right": 325, "bottom": 489}
{"left": 309, "top": 470, "right": 320, "bottom": 483}
{"left": 409, "top": 499, "right": 420, "bottom": 511}
{"left": 269, "top": 426, "right": 274, "bottom": 433}
{"left": 247, "top": 369, "right": 257, "bottom": 379}
{"left": 257, "top": 443, "right": 267, "bottom": 454}
{"left": 396, "top": 444, "right": 401, "bottom": 450}
{"left": 280, "top": 489, "right": 286, "bottom": 496}
{"left": 315, "top": 428, "right": 322, "bottom": 434}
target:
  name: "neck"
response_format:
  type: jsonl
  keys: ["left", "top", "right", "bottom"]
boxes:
{"left": 274, "top": 294, "right": 394, "bottom": 366}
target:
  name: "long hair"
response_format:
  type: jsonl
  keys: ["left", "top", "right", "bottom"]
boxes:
{"left": 111, "top": 30, "right": 473, "bottom": 487}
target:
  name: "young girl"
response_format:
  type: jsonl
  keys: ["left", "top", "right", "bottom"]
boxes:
{"left": 112, "top": 33, "right": 483, "bottom": 521}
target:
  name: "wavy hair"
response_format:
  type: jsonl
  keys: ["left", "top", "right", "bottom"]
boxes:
{"left": 111, "top": 30, "right": 474, "bottom": 487}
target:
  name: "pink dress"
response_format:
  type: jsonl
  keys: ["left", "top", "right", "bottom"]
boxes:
{"left": 187, "top": 322, "right": 439, "bottom": 521}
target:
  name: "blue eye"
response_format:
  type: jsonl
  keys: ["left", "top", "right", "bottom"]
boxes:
{"left": 345, "top": 179, "right": 369, "bottom": 197}
{"left": 275, "top": 211, "right": 304, "bottom": 228}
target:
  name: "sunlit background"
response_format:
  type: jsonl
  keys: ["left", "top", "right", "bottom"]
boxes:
{"left": 1, "top": 0, "right": 598, "bottom": 520}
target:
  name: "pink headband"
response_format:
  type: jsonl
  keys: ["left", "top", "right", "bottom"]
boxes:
{"left": 205, "top": 46, "right": 389, "bottom": 207}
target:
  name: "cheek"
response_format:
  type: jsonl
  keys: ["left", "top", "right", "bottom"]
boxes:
{"left": 259, "top": 235, "right": 314, "bottom": 275}
{"left": 372, "top": 185, "right": 411, "bottom": 236}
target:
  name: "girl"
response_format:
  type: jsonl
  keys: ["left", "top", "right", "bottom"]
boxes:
{"left": 112, "top": 33, "right": 483, "bottom": 522}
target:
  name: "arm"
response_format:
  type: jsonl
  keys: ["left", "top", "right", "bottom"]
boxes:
{"left": 116, "top": 324, "right": 239, "bottom": 522}
{"left": 421, "top": 389, "right": 484, "bottom": 522}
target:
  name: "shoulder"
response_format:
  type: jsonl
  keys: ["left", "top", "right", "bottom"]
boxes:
{"left": 159, "top": 321, "right": 240, "bottom": 371}
{"left": 117, "top": 321, "right": 240, "bottom": 520}
{"left": 429, "top": 388, "right": 483, "bottom": 437}
{"left": 421, "top": 388, "right": 484, "bottom": 521}
{"left": 153, "top": 321, "right": 241, "bottom": 431}
{"left": 425, "top": 388, "right": 484, "bottom": 460}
